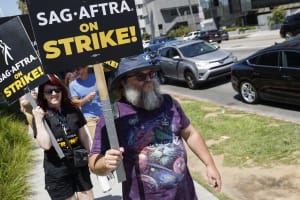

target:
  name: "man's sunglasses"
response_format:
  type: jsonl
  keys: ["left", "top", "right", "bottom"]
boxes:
{"left": 44, "top": 87, "right": 62, "bottom": 95}
{"left": 127, "top": 71, "right": 157, "bottom": 81}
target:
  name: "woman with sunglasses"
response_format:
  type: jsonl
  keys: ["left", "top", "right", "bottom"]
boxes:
{"left": 32, "top": 74, "right": 94, "bottom": 200}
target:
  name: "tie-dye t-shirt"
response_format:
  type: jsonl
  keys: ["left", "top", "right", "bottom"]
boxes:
{"left": 91, "top": 95, "right": 197, "bottom": 200}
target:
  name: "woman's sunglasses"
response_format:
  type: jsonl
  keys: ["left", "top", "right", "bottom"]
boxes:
{"left": 127, "top": 71, "right": 157, "bottom": 82}
{"left": 44, "top": 87, "right": 62, "bottom": 95}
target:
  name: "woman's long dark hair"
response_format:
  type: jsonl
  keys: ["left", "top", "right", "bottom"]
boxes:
{"left": 37, "top": 74, "right": 74, "bottom": 111}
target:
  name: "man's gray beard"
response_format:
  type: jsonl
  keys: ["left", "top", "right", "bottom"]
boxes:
{"left": 123, "top": 79, "right": 163, "bottom": 110}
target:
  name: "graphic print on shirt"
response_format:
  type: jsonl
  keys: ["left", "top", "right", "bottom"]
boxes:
{"left": 127, "top": 112, "right": 186, "bottom": 190}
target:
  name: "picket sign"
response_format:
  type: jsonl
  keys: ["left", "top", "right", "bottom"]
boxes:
{"left": 23, "top": 0, "right": 143, "bottom": 183}
{"left": 93, "top": 63, "right": 126, "bottom": 183}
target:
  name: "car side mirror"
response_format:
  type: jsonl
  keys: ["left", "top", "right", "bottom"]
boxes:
{"left": 172, "top": 55, "right": 181, "bottom": 60}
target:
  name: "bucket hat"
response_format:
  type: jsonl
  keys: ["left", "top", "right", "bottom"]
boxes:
{"left": 109, "top": 54, "right": 160, "bottom": 90}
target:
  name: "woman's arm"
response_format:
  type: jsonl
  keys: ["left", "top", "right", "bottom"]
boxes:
{"left": 181, "top": 124, "right": 222, "bottom": 192}
{"left": 32, "top": 106, "right": 52, "bottom": 150}
{"left": 78, "top": 126, "right": 91, "bottom": 151}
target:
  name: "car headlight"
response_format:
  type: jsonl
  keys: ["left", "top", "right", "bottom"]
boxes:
{"left": 195, "top": 61, "right": 207, "bottom": 68}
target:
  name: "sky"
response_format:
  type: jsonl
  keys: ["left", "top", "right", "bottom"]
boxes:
{"left": 0, "top": 0, "right": 21, "bottom": 17}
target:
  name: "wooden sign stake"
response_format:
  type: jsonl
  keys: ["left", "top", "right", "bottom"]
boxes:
{"left": 93, "top": 63, "right": 126, "bottom": 182}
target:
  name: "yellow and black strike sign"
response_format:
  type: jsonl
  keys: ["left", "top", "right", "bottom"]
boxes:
{"left": 26, "top": 0, "right": 144, "bottom": 74}
{"left": 103, "top": 59, "right": 120, "bottom": 72}
{"left": 0, "top": 17, "right": 48, "bottom": 104}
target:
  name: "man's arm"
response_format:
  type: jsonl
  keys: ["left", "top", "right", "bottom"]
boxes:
{"left": 181, "top": 124, "right": 222, "bottom": 192}
{"left": 89, "top": 148, "right": 124, "bottom": 176}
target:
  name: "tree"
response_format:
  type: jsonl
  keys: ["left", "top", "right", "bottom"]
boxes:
{"left": 268, "top": 7, "right": 286, "bottom": 26}
{"left": 141, "top": 32, "right": 151, "bottom": 40}
{"left": 168, "top": 26, "right": 191, "bottom": 38}
{"left": 18, "top": 0, "right": 28, "bottom": 14}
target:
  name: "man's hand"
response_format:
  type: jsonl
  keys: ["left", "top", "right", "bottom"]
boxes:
{"left": 207, "top": 164, "right": 222, "bottom": 192}
{"left": 103, "top": 147, "right": 124, "bottom": 171}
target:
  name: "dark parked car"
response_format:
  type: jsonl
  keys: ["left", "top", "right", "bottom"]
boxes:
{"left": 231, "top": 35, "right": 300, "bottom": 106}
{"left": 157, "top": 40, "right": 237, "bottom": 89}
{"left": 193, "top": 29, "right": 222, "bottom": 43}
{"left": 280, "top": 12, "right": 300, "bottom": 39}
{"left": 219, "top": 30, "right": 229, "bottom": 40}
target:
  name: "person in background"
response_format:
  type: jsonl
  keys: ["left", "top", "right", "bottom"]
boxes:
{"left": 19, "top": 87, "right": 38, "bottom": 129}
{"left": 32, "top": 74, "right": 94, "bottom": 200}
{"left": 64, "top": 70, "right": 78, "bottom": 87}
{"left": 69, "top": 66, "right": 102, "bottom": 139}
{"left": 89, "top": 54, "right": 221, "bottom": 199}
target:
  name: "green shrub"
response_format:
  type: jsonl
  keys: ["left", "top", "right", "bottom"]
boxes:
{"left": 225, "top": 27, "right": 238, "bottom": 32}
{"left": 225, "top": 26, "right": 256, "bottom": 33}
{"left": 0, "top": 112, "right": 34, "bottom": 200}
{"left": 141, "top": 32, "right": 151, "bottom": 40}
{"left": 268, "top": 7, "right": 286, "bottom": 26}
{"left": 168, "top": 26, "right": 191, "bottom": 37}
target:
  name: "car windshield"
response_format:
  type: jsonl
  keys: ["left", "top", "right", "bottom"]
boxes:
{"left": 179, "top": 42, "right": 217, "bottom": 57}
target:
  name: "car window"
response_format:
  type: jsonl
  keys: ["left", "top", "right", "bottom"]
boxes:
{"left": 282, "top": 51, "right": 300, "bottom": 68}
{"left": 248, "top": 52, "right": 279, "bottom": 67}
{"left": 166, "top": 49, "right": 172, "bottom": 58}
{"left": 199, "top": 32, "right": 207, "bottom": 36}
{"left": 159, "top": 47, "right": 169, "bottom": 57}
{"left": 179, "top": 42, "right": 217, "bottom": 57}
{"left": 169, "top": 48, "right": 180, "bottom": 58}
{"left": 294, "top": 13, "right": 300, "bottom": 20}
{"left": 248, "top": 56, "right": 259, "bottom": 65}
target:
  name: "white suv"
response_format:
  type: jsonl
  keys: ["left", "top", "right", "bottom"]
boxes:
{"left": 183, "top": 31, "right": 200, "bottom": 41}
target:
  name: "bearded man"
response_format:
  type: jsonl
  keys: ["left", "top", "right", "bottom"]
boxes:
{"left": 89, "top": 54, "right": 221, "bottom": 200}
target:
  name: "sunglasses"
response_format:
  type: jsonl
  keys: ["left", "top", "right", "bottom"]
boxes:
{"left": 127, "top": 71, "right": 157, "bottom": 81}
{"left": 44, "top": 87, "right": 62, "bottom": 95}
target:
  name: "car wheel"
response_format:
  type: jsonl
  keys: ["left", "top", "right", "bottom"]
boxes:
{"left": 157, "top": 71, "right": 168, "bottom": 84}
{"left": 185, "top": 71, "right": 198, "bottom": 89}
{"left": 239, "top": 81, "right": 258, "bottom": 104}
